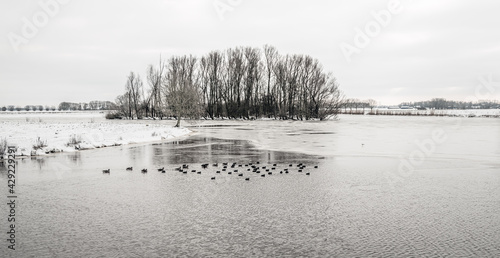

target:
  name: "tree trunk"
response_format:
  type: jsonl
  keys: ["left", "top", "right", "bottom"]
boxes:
{"left": 175, "top": 116, "right": 181, "bottom": 127}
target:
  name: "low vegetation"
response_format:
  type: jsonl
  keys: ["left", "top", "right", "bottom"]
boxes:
{"left": 105, "top": 112, "right": 122, "bottom": 120}
{"left": 0, "top": 138, "right": 8, "bottom": 159}
{"left": 32, "top": 137, "right": 48, "bottom": 150}
{"left": 66, "top": 134, "right": 82, "bottom": 147}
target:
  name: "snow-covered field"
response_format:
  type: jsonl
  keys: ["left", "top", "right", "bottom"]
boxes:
{"left": 0, "top": 112, "right": 191, "bottom": 157}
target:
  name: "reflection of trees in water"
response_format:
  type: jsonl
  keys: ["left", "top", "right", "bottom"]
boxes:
{"left": 67, "top": 152, "right": 81, "bottom": 165}
{"left": 152, "top": 136, "right": 318, "bottom": 165}
{"left": 0, "top": 162, "right": 7, "bottom": 175}
{"left": 128, "top": 146, "right": 145, "bottom": 161}
{"left": 31, "top": 156, "right": 46, "bottom": 170}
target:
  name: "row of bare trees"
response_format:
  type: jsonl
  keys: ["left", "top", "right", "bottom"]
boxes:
{"left": 341, "top": 99, "right": 378, "bottom": 112}
{"left": 112, "top": 45, "right": 344, "bottom": 126}
{"left": 403, "top": 99, "right": 500, "bottom": 110}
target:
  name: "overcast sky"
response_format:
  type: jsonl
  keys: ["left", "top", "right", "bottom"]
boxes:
{"left": 1, "top": 0, "right": 499, "bottom": 106}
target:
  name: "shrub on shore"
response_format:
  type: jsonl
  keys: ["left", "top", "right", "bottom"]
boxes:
{"left": 66, "top": 134, "right": 82, "bottom": 147}
{"left": 33, "top": 137, "right": 47, "bottom": 150}
{"left": 0, "top": 138, "right": 8, "bottom": 159}
{"left": 105, "top": 112, "right": 122, "bottom": 120}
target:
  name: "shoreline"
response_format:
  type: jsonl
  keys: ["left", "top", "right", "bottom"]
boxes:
{"left": 0, "top": 116, "right": 192, "bottom": 159}
{"left": 2, "top": 110, "right": 498, "bottom": 161}
{"left": 3, "top": 131, "right": 197, "bottom": 160}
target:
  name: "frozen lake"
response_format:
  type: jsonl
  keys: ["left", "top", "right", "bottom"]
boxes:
{"left": 1, "top": 114, "right": 499, "bottom": 257}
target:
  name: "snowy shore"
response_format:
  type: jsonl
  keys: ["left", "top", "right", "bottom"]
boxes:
{"left": 0, "top": 112, "right": 191, "bottom": 157}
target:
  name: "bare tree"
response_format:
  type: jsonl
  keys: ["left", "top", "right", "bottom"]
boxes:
{"left": 317, "top": 75, "right": 344, "bottom": 120}
{"left": 146, "top": 57, "right": 166, "bottom": 119}
{"left": 223, "top": 48, "right": 246, "bottom": 118}
{"left": 273, "top": 55, "right": 289, "bottom": 118}
{"left": 125, "top": 72, "right": 144, "bottom": 119}
{"left": 112, "top": 45, "right": 344, "bottom": 121}
{"left": 367, "top": 99, "right": 377, "bottom": 113}
{"left": 200, "top": 51, "right": 225, "bottom": 119}
{"left": 163, "top": 55, "right": 203, "bottom": 127}
{"left": 243, "top": 47, "right": 261, "bottom": 119}
{"left": 115, "top": 93, "right": 130, "bottom": 118}
{"left": 264, "top": 45, "right": 278, "bottom": 117}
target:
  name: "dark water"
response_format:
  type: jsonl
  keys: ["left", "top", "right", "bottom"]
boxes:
{"left": 1, "top": 117, "right": 500, "bottom": 257}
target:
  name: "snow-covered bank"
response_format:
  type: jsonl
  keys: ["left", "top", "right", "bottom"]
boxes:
{"left": 0, "top": 115, "right": 191, "bottom": 157}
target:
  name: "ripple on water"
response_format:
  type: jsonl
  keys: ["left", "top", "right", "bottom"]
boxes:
{"left": 1, "top": 128, "right": 499, "bottom": 257}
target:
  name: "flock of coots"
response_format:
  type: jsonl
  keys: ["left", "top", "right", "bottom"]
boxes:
{"left": 103, "top": 162, "right": 319, "bottom": 180}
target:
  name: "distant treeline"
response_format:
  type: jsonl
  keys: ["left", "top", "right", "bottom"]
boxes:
{"left": 112, "top": 45, "right": 343, "bottom": 125}
{"left": 1, "top": 105, "right": 56, "bottom": 112}
{"left": 58, "top": 101, "right": 117, "bottom": 111}
{"left": 1, "top": 101, "right": 117, "bottom": 112}
{"left": 339, "top": 98, "right": 500, "bottom": 112}
{"left": 400, "top": 98, "right": 500, "bottom": 110}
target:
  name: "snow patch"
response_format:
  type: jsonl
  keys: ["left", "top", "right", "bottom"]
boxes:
{"left": 0, "top": 119, "right": 191, "bottom": 157}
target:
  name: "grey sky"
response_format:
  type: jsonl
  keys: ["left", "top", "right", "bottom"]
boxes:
{"left": 1, "top": 0, "right": 499, "bottom": 106}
